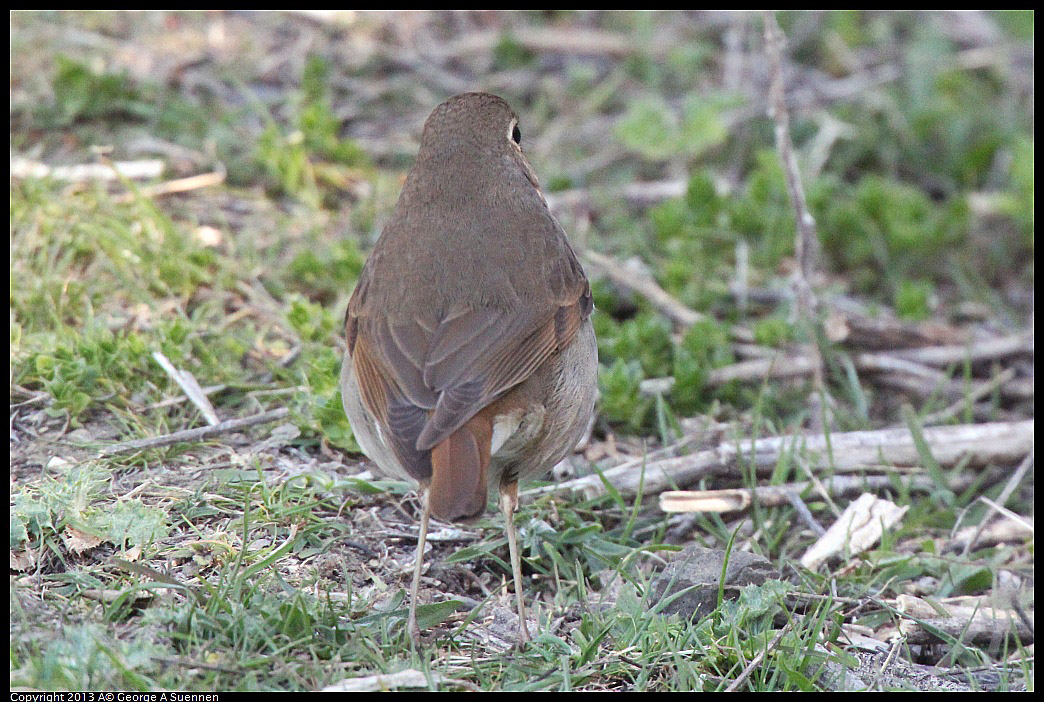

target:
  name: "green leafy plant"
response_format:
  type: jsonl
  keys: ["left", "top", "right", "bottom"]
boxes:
{"left": 615, "top": 95, "right": 732, "bottom": 162}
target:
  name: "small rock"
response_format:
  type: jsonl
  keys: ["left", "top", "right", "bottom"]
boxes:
{"left": 66, "top": 428, "right": 95, "bottom": 443}
{"left": 649, "top": 545, "right": 778, "bottom": 619}
{"left": 45, "top": 455, "right": 73, "bottom": 472}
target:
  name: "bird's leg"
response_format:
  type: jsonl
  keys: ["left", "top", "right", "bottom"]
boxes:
{"left": 499, "top": 481, "right": 531, "bottom": 645}
{"left": 407, "top": 488, "right": 432, "bottom": 644}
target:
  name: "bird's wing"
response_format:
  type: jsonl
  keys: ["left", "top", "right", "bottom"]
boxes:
{"left": 346, "top": 244, "right": 591, "bottom": 481}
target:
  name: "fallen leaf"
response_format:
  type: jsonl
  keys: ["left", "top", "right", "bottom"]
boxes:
{"left": 64, "top": 526, "right": 104, "bottom": 554}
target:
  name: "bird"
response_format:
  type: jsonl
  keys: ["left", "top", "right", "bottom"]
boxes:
{"left": 339, "top": 92, "right": 597, "bottom": 644}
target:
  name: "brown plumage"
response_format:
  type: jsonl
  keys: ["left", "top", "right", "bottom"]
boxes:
{"left": 341, "top": 92, "right": 597, "bottom": 644}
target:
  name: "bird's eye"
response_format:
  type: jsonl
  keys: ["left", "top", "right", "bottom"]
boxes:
{"left": 509, "top": 121, "right": 522, "bottom": 146}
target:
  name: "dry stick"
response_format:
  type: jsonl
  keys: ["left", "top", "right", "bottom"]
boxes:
{"left": 953, "top": 518, "right": 1034, "bottom": 552}
{"left": 895, "top": 595, "right": 1034, "bottom": 646}
{"left": 974, "top": 448, "right": 1035, "bottom": 544}
{"left": 854, "top": 352, "right": 955, "bottom": 379}
{"left": 1011, "top": 599, "right": 1035, "bottom": 638}
{"left": 707, "top": 355, "right": 819, "bottom": 386}
{"left": 100, "top": 407, "right": 289, "bottom": 456}
{"left": 732, "top": 342, "right": 784, "bottom": 359}
{"left": 153, "top": 657, "right": 244, "bottom": 675}
{"left": 546, "top": 179, "right": 687, "bottom": 212}
{"left": 145, "top": 384, "right": 227, "bottom": 411}
{"left": 583, "top": 250, "right": 756, "bottom": 344}
{"left": 922, "top": 367, "right": 1016, "bottom": 426}
{"left": 10, "top": 157, "right": 164, "bottom": 181}
{"left": 832, "top": 308, "right": 968, "bottom": 349}
{"left": 113, "top": 166, "right": 226, "bottom": 203}
{"left": 660, "top": 471, "right": 986, "bottom": 514}
{"left": 763, "top": 11, "right": 828, "bottom": 430}
{"left": 693, "top": 352, "right": 919, "bottom": 389}
{"left": 785, "top": 491, "right": 826, "bottom": 535}
{"left": 978, "top": 496, "right": 1034, "bottom": 532}
{"left": 871, "top": 366, "right": 1030, "bottom": 404}
{"left": 640, "top": 353, "right": 856, "bottom": 393}
{"left": 525, "top": 420, "right": 1033, "bottom": 502}
{"left": 685, "top": 351, "right": 1026, "bottom": 406}
{"left": 794, "top": 454, "right": 841, "bottom": 519}
{"left": 891, "top": 333, "right": 1033, "bottom": 367}
{"left": 540, "top": 63, "right": 623, "bottom": 146}
{"left": 368, "top": 43, "right": 472, "bottom": 95}
{"left": 13, "top": 155, "right": 225, "bottom": 202}
{"left": 725, "top": 621, "right": 794, "bottom": 692}
{"left": 733, "top": 238, "right": 751, "bottom": 315}
{"left": 855, "top": 354, "right": 1032, "bottom": 403}
{"left": 11, "top": 387, "right": 52, "bottom": 408}
{"left": 723, "top": 12, "right": 748, "bottom": 94}
{"left": 764, "top": 13, "right": 821, "bottom": 290}
{"left": 576, "top": 417, "right": 732, "bottom": 481}
{"left": 582, "top": 250, "right": 707, "bottom": 328}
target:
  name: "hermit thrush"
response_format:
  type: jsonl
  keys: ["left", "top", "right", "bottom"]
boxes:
{"left": 340, "top": 92, "right": 597, "bottom": 644}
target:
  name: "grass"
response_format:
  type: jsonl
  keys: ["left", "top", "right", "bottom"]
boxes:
{"left": 10, "top": 10, "right": 1033, "bottom": 692}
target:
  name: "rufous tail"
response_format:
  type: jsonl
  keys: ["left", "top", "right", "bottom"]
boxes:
{"left": 428, "top": 413, "right": 492, "bottom": 522}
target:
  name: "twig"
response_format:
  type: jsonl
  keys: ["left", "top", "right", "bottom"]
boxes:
{"left": 582, "top": 250, "right": 708, "bottom": 328}
{"left": 983, "top": 448, "right": 1034, "bottom": 521}
{"left": 952, "top": 518, "right": 1034, "bottom": 552}
{"left": 10, "top": 387, "right": 52, "bottom": 409}
{"left": 725, "top": 622, "right": 794, "bottom": 692}
{"left": 733, "top": 239, "right": 750, "bottom": 314}
{"left": 276, "top": 343, "right": 303, "bottom": 368}
{"left": 707, "top": 355, "right": 819, "bottom": 386}
{"left": 639, "top": 377, "right": 677, "bottom": 396}
{"left": 677, "top": 349, "right": 1026, "bottom": 406}
{"left": 145, "top": 384, "right": 227, "bottom": 411}
{"left": 370, "top": 42, "right": 472, "bottom": 94}
{"left": 763, "top": 13, "right": 821, "bottom": 291}
{"left": 871, "top": 365, "right": 1030, "bottom": 404}
{"left": 659, "top": 471, "right": 986, "bottom": 514}
{"left": 805, "top": 113, "right": 857, "bottom": 180}
{"left": 1011, "top": 599, "right": 1034, "bottom": 638}
{"left": 546, "top": 179, "right": 688, "bottom": 212}
{"left": 891, "top": 333, "right": 1033, "bottom": 367}
{"left": 525, "top": 420, "right": 1033, "bottom": 502}
{"left": 583, "top": 249, "right": 756, "bottom": 343}
{"left": 826, "top": 302, "right": 968, "bottom": 349}
{"left": 11, "top": 157, "right": 164, "bottom": 181}
{"left": 113, "top": 165, "right": 226, "bottom": 203}
{"left": 794, "top": 454, "right": 841, "bottom": 519}
{"left": 568, "top": 418, "right": 732, "bottom": 485}
{"left": 763, "top": 11, "right": 827, "bottom": 429}
{"left": 786, "top": 491, "right": 826, "bottom": 536}
{"left": 921, "top": 367, "right": 1016, "bottom": 426}
{"left": 100, "top": 407, "right": 289, "bottom": 456}
{"left": 722, "top": 13, "right": 748, "bottom": 94}
{"left": 895, "top": 594, "right": 1034, "bottom": 646}
{"left": 853, "top": 352, "right": 952, "bottom": 379}
{"left": 977, "top": 496, "right": 1034, "bottom": 533}
{"left": 857, "top": 354, "right": 977, "bottom": 403}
